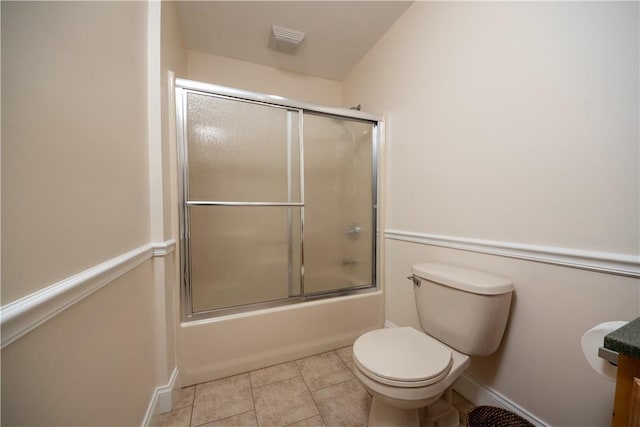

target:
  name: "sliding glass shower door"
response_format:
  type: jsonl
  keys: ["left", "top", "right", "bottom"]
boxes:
{"left": 183, "top": 92, "right": 302, "bottom": 313}
{"left": 303, "top": 114, "right": 374, "bottom": 295}
{"left": 177, "top": 82, "right": 378, "bottom": 319}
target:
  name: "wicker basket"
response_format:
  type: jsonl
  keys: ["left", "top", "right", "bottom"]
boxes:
{"left": 467, "top": 406, "right": 534, "bottom": 427}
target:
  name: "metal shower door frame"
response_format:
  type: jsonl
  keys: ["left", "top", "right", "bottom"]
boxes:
{"left": 175, "top": 78, "right": 381, "bottom": 322}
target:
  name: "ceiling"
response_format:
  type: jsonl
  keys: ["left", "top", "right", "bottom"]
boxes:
{"left": 176, "top": 1, "right": 413, "bottom": 81}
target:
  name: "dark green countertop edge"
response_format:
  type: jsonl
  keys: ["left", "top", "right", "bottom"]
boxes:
{"left": 604, "top": 317, "right": 640, "bottom": 359}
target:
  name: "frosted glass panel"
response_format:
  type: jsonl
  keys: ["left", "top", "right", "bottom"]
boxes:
{"left": 189, "top": 206, "right": 301, "bottom": 312}
{"left": 177, "top": 82, "right": 379, "bottom": 318}
{"left": 186, "top": 92, "right": 300, "bottom": 202}
{"left": 303, "top": 115, "right": 374, "bottom": 294}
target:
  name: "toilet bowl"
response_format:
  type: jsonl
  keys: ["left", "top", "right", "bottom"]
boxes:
{"left": 353, "top": 327, "right": 470, "bottom": 427}
{"left": 352, "top": 263, "right": 514, "bottom": 427}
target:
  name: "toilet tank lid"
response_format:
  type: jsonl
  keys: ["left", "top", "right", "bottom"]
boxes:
{"left": 412, "top": 263, "right": 514, "bottom": 295}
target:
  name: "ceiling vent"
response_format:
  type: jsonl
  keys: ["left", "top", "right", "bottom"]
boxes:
{"left": 269, "top": 25, "right": 305, "bottom": 55}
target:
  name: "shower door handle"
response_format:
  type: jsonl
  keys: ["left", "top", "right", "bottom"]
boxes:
{"left": 347, "top": 224, "right": 362, "bottom": 239}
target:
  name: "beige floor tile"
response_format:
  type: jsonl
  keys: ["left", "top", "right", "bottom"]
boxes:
{"left": 288, "top": 415, "right": 326, "bottom": 427}
{"left": 311, "top": 378, "right": 371, "bottom": 427}
{"left": 154, "top": 406, "right": 191, "bottom": 427}
{"left": 296, "top": 351, "right": 354, "bottom": 391}
{"left": 201, "top": 411, "right": 258, "bottom": 427}
{"left": 253, "top": 376, "right": 319, "bottom": 427}
{"left": 344, "top": 360, "right": 356, "bottom": 375}
{"left": 170, "top": 347, "right": 471, "bottom": 427}
{"left": 335, "top": 346, "right": 353, "bottom": 363}
{"left": 249, "top": 361, "right": 300, "bottom": 389}
{"left": 173, "top": 386, "right": 195, "bottom": 410}
{"left": 191, "top": 374, "right": 254, "bottom": 426}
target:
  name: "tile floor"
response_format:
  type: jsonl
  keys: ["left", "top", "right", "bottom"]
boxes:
{"left": 154, "top": 346, "right": 475, "bottom": 427}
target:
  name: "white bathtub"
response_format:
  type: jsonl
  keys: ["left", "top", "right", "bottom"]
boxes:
{"left": 177, "top": 290, "right": 383, "bottom": 386}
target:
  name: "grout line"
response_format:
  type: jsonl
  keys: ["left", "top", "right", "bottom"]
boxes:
{"left": 250, "top": 359, "right": 298, "bottom": 375}
{"left": 204, "top": 410, "right": 256, "bottom": 427}
{"left": 248, "top": 369, "right": 260, "bottom": 426}
{"left": 170, "top": 345, "right": 474, "bottom": 427}
{"left": 248, "top": 370, "right": 255, "bottom": 389}
{"left": 190, "top": 381, "right": 207, "bottom": 427}
{"left": 181, "top": 346, "right": 359, "bottom": 427}
{"left": 283, "top": 414, "right": 322, "bottom": 427}
{"left": 188, "top": 385, "right": 195, "bottom": 427}
{"left": 171, "top": 387, "right": 196, "bottom": 411}
{"left": 294, "top": 358, "right": 315, "bottom": 392}
{"left": 251, "top": 373, "right": 304, "bottom": 392}
{"left": 308, "top": 375, "right": 357, "bottom": 394}
{"left": 249, "top": 375, "right": 258, "bottom": 426}
{"left": 299, "top": 364, "right": 325, "bottom": 427}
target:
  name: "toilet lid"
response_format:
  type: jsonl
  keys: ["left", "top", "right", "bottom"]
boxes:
{"left": 353, "top": 327, "right": 452, "bottom": 387}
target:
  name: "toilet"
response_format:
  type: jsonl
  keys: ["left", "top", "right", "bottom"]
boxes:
{"left": 353, "top": 263, "right": 514, "bottom": 427}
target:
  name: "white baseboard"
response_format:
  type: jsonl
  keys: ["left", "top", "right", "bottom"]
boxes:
{"left": 453, "top": 373, "right": 550, "bottom": 427}
{"left": 142, "top": 367, "right": 179, "bottom": 427}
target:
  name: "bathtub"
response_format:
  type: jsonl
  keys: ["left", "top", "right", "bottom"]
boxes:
{"left": 177, "top": 290, "right": 383, "bottom": 386}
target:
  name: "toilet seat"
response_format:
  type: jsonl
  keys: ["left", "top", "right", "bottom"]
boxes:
{"left": 353, "top": 327, "right": 453, "bottom": 388}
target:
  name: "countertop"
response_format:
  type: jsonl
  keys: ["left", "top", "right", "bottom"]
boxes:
{"left": 605, "top": 317, "right": 640, "bottom": 359}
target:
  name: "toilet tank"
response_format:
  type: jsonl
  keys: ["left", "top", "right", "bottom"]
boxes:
{"left": 411, "top": 263, "right": 514, "bottom": 357}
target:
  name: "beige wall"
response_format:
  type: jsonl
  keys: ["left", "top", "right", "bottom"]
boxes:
{"left": 1, "top": 1, "right": 151, "bottom": 303}
{"left": 343, "top": 2, "right": 639, "bottom": 426}
{"left": 187, "top": 50, "right": 342, "bottom": 107}
{"left": 345, "top": 1, "right": 639, "bottom": 253}
{"left": 1, "top": 2, "right": 169, "bottom": 425}
{"left": 2, "top": 262, "right": 157, "bottom": 426}
{"left": 161, "top": 0, "right": 187, "bottom": 240}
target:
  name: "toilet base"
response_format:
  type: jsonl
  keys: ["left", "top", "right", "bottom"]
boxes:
{"left": 368, "top": 396, "right": 419, "bottom": 427}
{"left": 422, "top": 398, "right": 460, "bottom": 427}
{"left": 367, "top": 395, "right": 460, "bottom": 427}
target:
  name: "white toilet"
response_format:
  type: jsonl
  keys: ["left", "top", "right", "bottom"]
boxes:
{"left": 353, "top": 263, "right": 514, "bottom": 427}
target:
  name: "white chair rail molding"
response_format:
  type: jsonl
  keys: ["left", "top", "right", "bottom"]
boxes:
{"left": 385, "top": 230, "right": 640, "bottom": 279}
{"left": 0, "top": 240, "right": 176, "bottom": 349}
